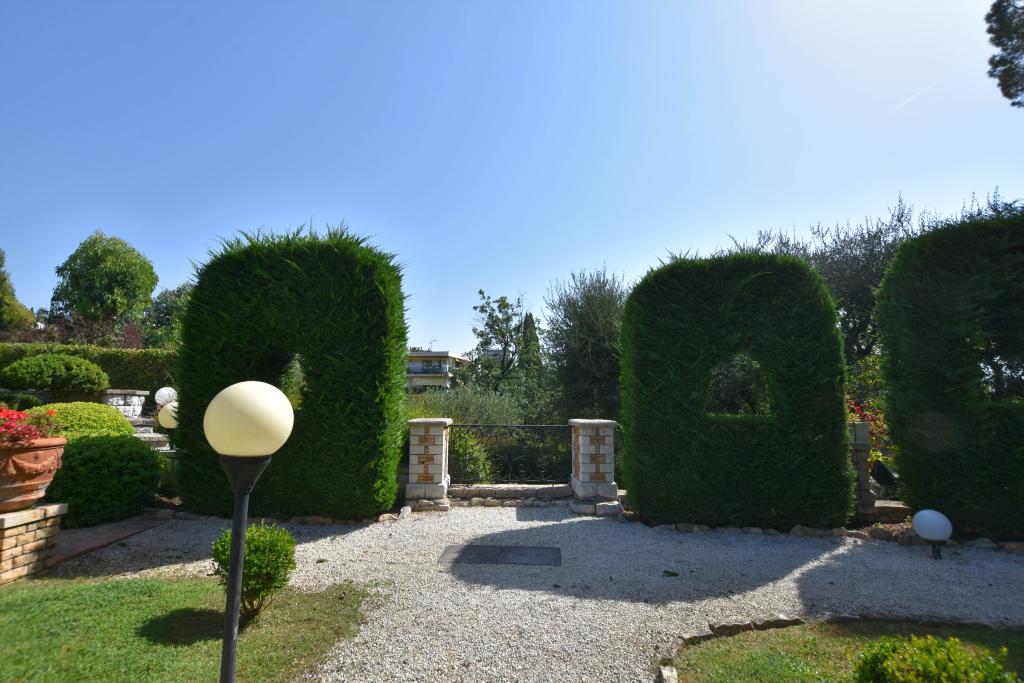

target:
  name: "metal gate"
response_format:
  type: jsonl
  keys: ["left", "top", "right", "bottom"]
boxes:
{"left": 448, "top": 424, "right": 571, "bottom": 484}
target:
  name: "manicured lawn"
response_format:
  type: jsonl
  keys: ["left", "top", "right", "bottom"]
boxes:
{"left": 672, "top": 621, "right": 1024, "bottom": 682}
{"left": 0, "top": 576, "right": 365, "bottom": 683}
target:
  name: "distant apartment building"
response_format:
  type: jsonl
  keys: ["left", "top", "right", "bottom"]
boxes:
{"left": 407, "top": 350, "right": 467, "bottom": 392}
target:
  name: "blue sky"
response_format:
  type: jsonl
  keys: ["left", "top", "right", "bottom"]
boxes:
{"left": 1, "top": 1, "right": 1021, "bottom": 354}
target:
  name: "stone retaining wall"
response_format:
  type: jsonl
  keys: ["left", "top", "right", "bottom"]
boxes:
{"left": 1, "top": 503, "right": 67, "bottom": 586}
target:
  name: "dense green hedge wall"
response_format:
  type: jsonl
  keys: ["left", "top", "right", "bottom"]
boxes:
{"left": 876, "top": 211, "right": 1024, "bottom": 537}
{"left": 620, "top": 253, "right": 853, "bottom": 528}
{"left": 0, "top": 342, "right": 175, "bottom": 390}
{"left": 176, "top": 230, "right": 407, "bottom": 519}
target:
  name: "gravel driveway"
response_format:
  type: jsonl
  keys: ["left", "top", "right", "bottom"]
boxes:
{"left": 50, "top": 507, "right": 1024, "bottom": 682}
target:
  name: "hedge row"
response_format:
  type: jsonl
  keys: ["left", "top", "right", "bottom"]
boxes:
{"left": 620, "top": 253, "right": 853, "bottom": 529}
{"left": 175, "top": 229, "right": 408, "bottom": 519}
{"left": 876, "top": 210, "right": 1024, "bottom": 537}
{"left": 0, "top": 342, "right": 175, "bottom": 391}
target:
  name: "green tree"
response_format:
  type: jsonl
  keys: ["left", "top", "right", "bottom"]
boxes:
{"left": 143, "top": 282, "right": 193, "bottom": 348}
{"left": 987, "top": 0, "right": 1024, "bottom": 108}
{"left": 519, "top": 312, "right": 542, "bottom": 372}
{"left": 0, "top": 249, "right": 36, "bottom": 336}
{"left": 461, "top": 290, "right": 526, "bottom": 391}
{"left": 544, "top": 268, "right": 629, "bottom": 420}
{"left": 50, "top": 231, "right": 158, "bottom": 343}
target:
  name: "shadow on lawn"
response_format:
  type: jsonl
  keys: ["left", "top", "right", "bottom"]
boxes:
{"left": 138, "top": 608, "right": 224, "bottom": 646}
{"left": 448, "top": 508, "right": 835, "bottom": 603}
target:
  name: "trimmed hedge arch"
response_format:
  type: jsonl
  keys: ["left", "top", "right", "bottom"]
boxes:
{"left": 620, "top": 253, "right": 853, "bottom": 528}
{"left": 176, "top": 230, "right": 407, "bottom": 519}
{"left": 876, "top": 210, "right": 1024, "bottom": 537}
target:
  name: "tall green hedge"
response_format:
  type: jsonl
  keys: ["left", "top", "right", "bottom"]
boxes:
{"left": 0, "top": 342, "right": 175, "bottom": 390}
{"left": 620, "top": 253, "right": 852, "bottom": 528}
{"left": 176, "top": 229, "right": 408, "bottom": 519}
{"left": 876, "top": 210, "right": 1024, "bottom": 537}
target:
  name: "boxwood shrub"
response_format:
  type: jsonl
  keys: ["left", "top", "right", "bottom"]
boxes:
{"left": 46, "top": 435, "right": 163, "bottom": 527}
{"left": 212, "top": 523, "right": 296, "bottom": 621}
{"left": 876, "top": 209, "right": 1024, "bottom": 537}
{"left": 0, "top": 353, "right": 109, "bottom": 399}
{"left": 0, "top": 342, "right": 175, "bottom": 390}
{"left": 854, "top": 635, "right": 1017, "bottom": 682}
{"left": 28, "top": 402, "right": 134, "bottom": 440}
{"left": 620, "top": 253, "right": 853, "bottom": 528}
{"left": 175, "top": 229, "right": 407, "bottom": 519}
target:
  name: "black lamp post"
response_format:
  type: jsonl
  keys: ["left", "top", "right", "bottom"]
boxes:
{"left": 202, "top": 381, "right": 294, "bottom": 683}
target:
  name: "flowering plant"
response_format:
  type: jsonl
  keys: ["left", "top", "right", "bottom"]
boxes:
{"left": 0, "top": 406, "right": 63, "bottom": 447}
{"left": 847, "top": 399, "right": 895, "bottom": 466}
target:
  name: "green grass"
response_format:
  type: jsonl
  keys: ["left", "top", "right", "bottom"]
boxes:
{"left": 0, "top": 576, "right": 365, "bottom": 683}
{"left": 672, "top": 621, "right": 1024, "bottom": 682}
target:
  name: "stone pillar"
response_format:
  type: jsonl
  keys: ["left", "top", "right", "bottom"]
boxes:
{"left": 1, "top": 503, "right": 67, "bottom": 586}
{"left": 569, "top": 419, "right": 619, "bottom": 501}
{"left": 405, "top": 418, "right": 452, "bottom": 503}
{"left": 849, "top": 422, "right": 876, "bottom": 520}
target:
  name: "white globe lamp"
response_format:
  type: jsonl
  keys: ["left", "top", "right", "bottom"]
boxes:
{"left": 157, "top": 401, "right": 178, "bottom": 429}
{"left": 155, "top": 386, "right": 178, "bottom": 406}
{"left": 912, "top": 509, "right": 953, "bottom": 559}
{"left": 202, "top": 380, "right": 294, "bottom": 683}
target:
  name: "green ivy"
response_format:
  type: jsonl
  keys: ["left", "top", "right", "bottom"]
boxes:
{"left": 620, "top": 253, "right": 853, "bottom": 528}
{"left": 175, "top": 228, "right": 407, "bottom": 519}
{"left": 876, "top": 209, "right": 1024, "bottom": 537}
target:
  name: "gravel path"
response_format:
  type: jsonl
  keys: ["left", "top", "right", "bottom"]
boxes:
{"left": 50, "top": 508, "right": 1024, "bottom": 682}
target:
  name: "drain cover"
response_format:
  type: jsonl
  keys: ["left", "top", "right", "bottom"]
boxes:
{"left": 438, "top": 544, "right": 561, "bottom": 567}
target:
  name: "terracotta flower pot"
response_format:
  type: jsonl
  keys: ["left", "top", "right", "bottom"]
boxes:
{"left": 0, "top": 437, "right": 66, "bottom": 513}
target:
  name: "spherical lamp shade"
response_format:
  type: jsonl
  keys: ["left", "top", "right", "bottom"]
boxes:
{"left": 203, "top": 381, "right": 294, "bottom": 457}
{"left": 912, "top": 509, "right": 953, "bottom": 543}
{"left": 157, "top": 401, "right": 178, "bottom": 429}
{"left": 155, "top": 386, "right": 178, "bottom": 406}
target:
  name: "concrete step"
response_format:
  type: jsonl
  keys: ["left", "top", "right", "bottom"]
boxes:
{"left": 871, "top": 500, "right": 912, "bottom": 524}
{"left": 133, "top": 432, "right": 170, "bottom": 449}
{"left": 448, "top": 483, "right": 572, "bottom": 499}
{"left": 129, "top": 417, "right": 157, "bottom": 428}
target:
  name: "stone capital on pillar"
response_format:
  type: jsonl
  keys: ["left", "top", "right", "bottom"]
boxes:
{"left": 569, "top": 419, "right": 619, "bottom": 501}
{"left": 405, "top": 418, "right": 452, "bottom": 502}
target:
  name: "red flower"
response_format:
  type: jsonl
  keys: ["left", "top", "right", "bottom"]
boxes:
{"left": 47, "top": 410, "right": 57, "bottom": 416}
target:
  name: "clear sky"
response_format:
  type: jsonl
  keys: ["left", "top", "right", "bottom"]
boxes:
{"left": 1, "top": 1, "right": 1021, "bottom": 354}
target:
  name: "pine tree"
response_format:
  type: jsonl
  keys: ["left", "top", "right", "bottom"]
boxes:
{"left": 987, "top": 0, "right": 1024, "bottom": 108}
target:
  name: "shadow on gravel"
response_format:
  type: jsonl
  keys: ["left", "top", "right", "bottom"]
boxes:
{"left": 794, "top": 540, "right": 1024, "bottom": 626}
{"left": 47, "top": 519, "right": 367, "bottom": 580}
{"left": 449, "top": 512, "right": 834, "bottom": 603}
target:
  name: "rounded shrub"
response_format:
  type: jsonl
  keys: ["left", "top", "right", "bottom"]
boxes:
{"left": 620, "top": 253, "right": 853, "bottom": 528}
{"left": 211, "top": 523, "right": 297, "bottom": 621}
{"left": 46, "top": 435, "right": 162, "bottom": 527}
{"left": 0, "top": 353, "right": 109, "bottom": 399}
{"left": 876, "top": 209, "right": 1024, "bottom": 537}
{"left": 28, "top": 402, "right": 133, "bottom": 440}
{"left": 0, "top": 392, "right": 45, "bottom": 410}
{"left": 854, "top": 635, "right": 1018, "bottom": 682}
{"left": 176, "top": 229, "right": 407, "bottom": 519}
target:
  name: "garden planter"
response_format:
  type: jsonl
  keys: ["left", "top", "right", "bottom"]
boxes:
{"left": 0, "top": 437, "right": 66, "bottom": 513}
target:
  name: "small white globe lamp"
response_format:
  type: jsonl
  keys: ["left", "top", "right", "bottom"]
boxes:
{"left": 912, "top": 509, "right": 953, "bottom": 560}
{"left": 155, "top": 386, "right": 178, "bottom": 407}
{"left": 157, "top": 401, "right": 178, "bottom": 429}
{"left": 203, "top": 381, "right": 294, "bottom": 683}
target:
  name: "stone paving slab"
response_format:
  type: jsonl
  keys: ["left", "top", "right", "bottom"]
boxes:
{"left": 47, "top": 515, "right": 170, "bottom": 569}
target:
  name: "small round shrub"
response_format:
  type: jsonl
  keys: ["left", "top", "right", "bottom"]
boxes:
{"left": 448, "top": 429, "right": 493, "bottom": 484}
{"left": 28, "top": 402, "right": 133, "bottom": 440}
{"left": 854, "top": 635, "right": 1019, "bottom": 682}
{"left": 0, "top": 353, "right": 110, "bottom": 398}
{"left": 46, "top": 435, "right": 163, "bottom": 527}
{"left": 211, "top": 523, "right": 297, "bottom": 621}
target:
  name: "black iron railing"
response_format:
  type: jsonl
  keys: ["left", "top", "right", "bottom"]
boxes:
{"left": 449, "top": 424, "right": 571, "bottom": 484}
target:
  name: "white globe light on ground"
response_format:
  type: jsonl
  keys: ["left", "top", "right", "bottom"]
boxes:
{"left": 155, "top": 386, "right": 178, "bottom": 406}
{"left": 157, "top": 401, "right": 178, "bottom": 429}
{"left": 913, "top": 509, "right": 953, "bottom": 542}
{"left": 203, "top": 381, "right": 294, "bottom": 457}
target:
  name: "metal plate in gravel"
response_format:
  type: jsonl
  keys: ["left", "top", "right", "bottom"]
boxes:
{"left": 497, "top": 546, "right": 561, "bottom": 566}
{"left": 438, "top": 545, "right": 561, "bottom": 566}
{"left": 439, "top": 545, "right": 502, "bottom": 564}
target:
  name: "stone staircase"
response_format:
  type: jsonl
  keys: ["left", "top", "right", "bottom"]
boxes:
{"left": 130, "top": 417, "right": 178, "bottom": 490}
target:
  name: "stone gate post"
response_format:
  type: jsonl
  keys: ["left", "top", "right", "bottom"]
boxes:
{"left": 569, "top": 419, "right": 619, "bottom": 501}
{"left": 849, "top": 421, "right": 876, "bottom": 519}
{"left": 405, "top": 418, "right": 452, "bottom": 504}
